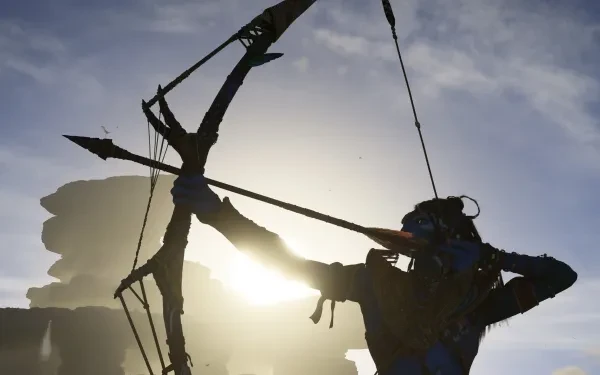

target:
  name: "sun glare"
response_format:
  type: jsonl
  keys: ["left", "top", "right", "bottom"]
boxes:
{"left": 227, "top": 238, "right": 319, "bottom": 305}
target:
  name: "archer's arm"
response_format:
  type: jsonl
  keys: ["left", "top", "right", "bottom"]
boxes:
{"left": 473, "top": 249, "right": 577, "bottom": 326}
{"left": 200, "top": 197, "right": 366, "bottom": 304}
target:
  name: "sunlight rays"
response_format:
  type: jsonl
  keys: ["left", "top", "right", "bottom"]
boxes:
{"left": 226, "top": 237, "right": 319, "bottom": 305}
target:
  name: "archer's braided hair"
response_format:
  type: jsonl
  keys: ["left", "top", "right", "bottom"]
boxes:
{"left": 402, "top": 195, "right": 482, "bottom": 243}
{"left": 408, "top": 195, "right": 508, "bottom": 340}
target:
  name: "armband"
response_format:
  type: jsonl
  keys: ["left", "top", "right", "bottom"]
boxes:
{"left": 509, "top": 278, "right": 539, "bottom": 313}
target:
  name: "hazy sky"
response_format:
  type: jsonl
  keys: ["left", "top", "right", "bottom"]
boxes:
{"left": 2, "top": 0, "right": 600, "bottom": 374}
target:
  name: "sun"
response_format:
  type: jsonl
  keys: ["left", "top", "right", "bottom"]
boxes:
{"left": 226, "top": 238, "right": 319, "bottom": 305}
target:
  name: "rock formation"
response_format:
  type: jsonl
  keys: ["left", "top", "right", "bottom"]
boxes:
{"left": 0, "top": 176, "right": 365, "bottom": 375}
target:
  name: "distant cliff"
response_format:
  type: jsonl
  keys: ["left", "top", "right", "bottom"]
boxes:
{"left": 0, "top": 176, "right": 365, "bottom": 375}
{"left": 0, "top": 307, "right": 130, "bottom": 375}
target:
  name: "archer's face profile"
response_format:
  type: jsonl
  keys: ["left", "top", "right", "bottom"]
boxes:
{"left": 401, "top": 212, "right": 447, "bottom": 241}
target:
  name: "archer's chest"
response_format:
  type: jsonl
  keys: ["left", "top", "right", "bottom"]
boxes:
{"left": 364, "top": 248, "right": 490, "bottom": 350}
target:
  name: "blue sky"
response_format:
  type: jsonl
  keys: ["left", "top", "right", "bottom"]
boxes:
{"left": 1, "top": 0, "right": 600, "bottom": 374}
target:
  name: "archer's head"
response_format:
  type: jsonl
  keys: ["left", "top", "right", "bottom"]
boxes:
{"left": 400, "top": 195, "right": 481, "bottom": 244}
{"left": 400, "top": 195, "right": 483, "bottom": 277}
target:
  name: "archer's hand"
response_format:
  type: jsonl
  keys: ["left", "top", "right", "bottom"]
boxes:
{"left": 439, "top": 240, "right": 502, "bottom": 273}
{"left": 171, "top": 175, "right": 222, "bottom": 220}
{"left": 438, "top": 240, "right": 498, "bottom": 272}
{"left": 439, "top": 240, "right": 481, "bottom": 272}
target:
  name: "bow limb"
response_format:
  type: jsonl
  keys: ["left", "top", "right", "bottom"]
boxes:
{"left": 124, "top": 1, "right": 319, "bottom": 374}
{"left": 157, "top": 85, "right": 185, "bottom": 134}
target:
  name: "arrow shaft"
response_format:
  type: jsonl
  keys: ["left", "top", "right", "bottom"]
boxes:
{"left": 107, "top": 144, "right": 371, "bottom": 236}
{"left": 118, "top": 147, "right": 425, "bottom": 257}
{"left": 65, "top": 134, "right": 424, "bottom": 257}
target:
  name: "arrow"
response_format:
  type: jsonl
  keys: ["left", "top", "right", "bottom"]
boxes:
{"left": 64, "top": 134, "right": 427, "bottom": 258}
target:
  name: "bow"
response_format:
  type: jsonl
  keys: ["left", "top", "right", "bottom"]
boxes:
{"left": 65, "top": 1, "right": 317, "bottom": 374}
{"left": 65, "top": 0, "right": 438, "bottom": 373}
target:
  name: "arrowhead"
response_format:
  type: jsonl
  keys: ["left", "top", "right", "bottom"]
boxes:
{"left": 63, "top": 134, "right": 88, "bottom": 147}
{"left": 63, "top": 135, "right": 115, "bottom": 160}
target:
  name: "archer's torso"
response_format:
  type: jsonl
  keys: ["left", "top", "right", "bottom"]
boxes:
{"left": 355, "top": 265, "right": 484, "bottom": 375}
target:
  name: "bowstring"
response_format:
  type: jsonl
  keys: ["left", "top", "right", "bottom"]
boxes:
{"left": 131, "top": 111, "right": 170, "bottom": 270}
{"left": 122, "top": 108, "right": 170, "bottom": 374}
{"left": 380, "top": 0, "right": 449, "bottom": 272}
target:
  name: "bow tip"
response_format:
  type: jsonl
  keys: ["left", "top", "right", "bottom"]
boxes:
{"left": 249, "top": 52, "right": 284, "bottom": 67}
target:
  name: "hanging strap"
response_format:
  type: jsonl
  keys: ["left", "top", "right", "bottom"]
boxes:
{"left": 309, "top": 296, "right": 336, "bottom": 328}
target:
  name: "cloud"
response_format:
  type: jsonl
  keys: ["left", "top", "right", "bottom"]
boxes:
{"left": 4, "top": 58, "right": 55, "bottom": 85}
{"left": 405, "top": 43, "right": 600, "bottom": 144}
{"left": 585, "top": 348, "right": 600, "bottom": 361}
{"left": 337, "top": 65, "right": 348, "bottom": 76}
{"left": 405, "top": 43, "right": 496, "bottom": 95}
{"left": 482, "top": 278, "right": 600, "bottom": 352}
{"left": 314, "top": 29, "right": 372, "bottom": 58}
{"left": 105, "top": 0, "right": 224, "bottom": 34}
{"left": 0, "top": 20, "right": 65, "bottom": 84}
{"left": 309, "top": 0, "right": 600, "bottom": 151}
{"left": 292, "top": 57, "right": 310, "bottom": 73}
{"left": 0, "top": 20, "right": 66, "bottom": 55}
{"left": 0, "top": 19, "right": 104, "bottom": 103}
{"left": 552, "top": 366, "right": 587, "bottom": 375}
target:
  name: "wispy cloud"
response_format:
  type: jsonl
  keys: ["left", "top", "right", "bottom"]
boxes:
{"left": 586, "top": 348, "right": 600, "bottom": 358}
{"left": 0, "top": 20, "right": 66, "bottom": 55}
{"left": 0, "top": 19, "right": 105, "bottom": 105}
{"left": 310, "top": 0, "right": 600, "bottom": 148}
{"left": 552, "top": 366, "right": 588, "bottom": 375}
{"left": 0, "top": 20, "right": 65, "bottom": 84}
{"left": 314, "top": 29, "right": 376, "bottom": 58}
{"left": 483, "top": 278, "right": 600, "bottom": 351}
{"left": 292, "top": 56, "right": 310, "bottom": 73}
{"left": 104, "top": 0, "right": 224, "bottom": 34}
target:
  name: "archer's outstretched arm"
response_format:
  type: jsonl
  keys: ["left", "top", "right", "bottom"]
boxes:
{"left": 473, "top": 249, "right": 577, "bottom": 326}
{"left": 170, "top": 175, "right": 365, "bottom": 303}
{"left": 196, "top": 196, "right": 366, "bottom": 304}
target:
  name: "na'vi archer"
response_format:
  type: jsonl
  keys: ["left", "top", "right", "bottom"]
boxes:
{"left": 171, "top": 174, "right": 576, "bottom": 375}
